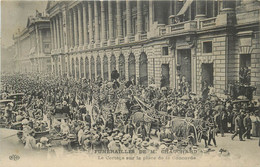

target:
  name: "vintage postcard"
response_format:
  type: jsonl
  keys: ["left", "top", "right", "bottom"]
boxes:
{"left": 1, "top": 0, "right": 260, "bottom": 167}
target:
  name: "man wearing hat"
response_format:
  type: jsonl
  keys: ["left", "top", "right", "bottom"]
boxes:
{"left": 159, "top": 127, "right": 167, "bottom": 142}
{"left": 214, "top": 111, "right": 224, "bottom": 137}
{"left": 141, "top": 141, "right": 149, "bottom": 152}
{"left": 38, "top": 137, "right": 49, "bottom": 150}
{"left": 231, "top": 112, "right": 244, "bottom": 141}
{"left": 164, "top": 124, "right": 174, "bottom": 141}
{"left": 60, "top": 120, "right": 70, "bottom": 135}
{"left": 136, "top": 121, "right": 147, "bottom": 141}
{"left": 62, "top": 101, "right": 70, "bottom": 116}
{"left": 91, "top": 134, "right": 102, "bottom": 150}
{"left": 83, "top": 135, "right": 92, "bottom": 151}
{"left": 231, "top": 108, "right": 239, "bottom": 133}
{"left": 24, "top": 130, "right": 36, "bottom": 150}
{"left": 81, "top": 128, "right": 91, "bottom": 143}
{"left": 16, "top": 111, "right": 25, "bottom": 122}
{"left": 125, "top": 119, "right": 135, "bottom": 138}
{"left": 243, "top": 111, "right": 252, "bottom": 139}
{"left": 113, "top": 128, "right": 120, "bottom": 135}
{"left": 108, "top": 134, "right": 117, "bottom": 150}
{"left": 4, "top": 103, "right": 13, "bottom": 123}
{"left": 77, "top": 125, "right": 84, "bottom": 145}
{"left": 105, "top": 111, "right": 114, "bottom": 131}
{"left": 95, "top": 115, "right": 104, "bottom": 128}
{"left": 207, "top": 115, "right": 217, "bottom": 147}
{"left": 159, "top": 138, "right": 171, "bottom": 151}
{"left": 109, "top": 136, "right": 121, "bottom": 151}
{"left": 101, "top": 133, "right": 110, "bottom": 150}
{"left": 120, "top": 138, "right": 129, "bottom": 150}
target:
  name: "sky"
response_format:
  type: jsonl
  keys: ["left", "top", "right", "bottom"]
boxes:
{"left": 1, "top": 1, "right": 47, "bottom": 48}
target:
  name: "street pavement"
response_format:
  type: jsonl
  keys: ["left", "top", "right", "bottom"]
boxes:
{"left": 0, "top": 128, "right": 260, "bottom": 167}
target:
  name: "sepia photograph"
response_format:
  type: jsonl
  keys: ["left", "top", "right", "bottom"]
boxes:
{"left": 1, "top": 0, "right": 260, "bottom": 167}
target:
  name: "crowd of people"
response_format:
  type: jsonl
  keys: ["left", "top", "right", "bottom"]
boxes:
{"left": 1, "top": 72, "right": 260, "bottom": 155}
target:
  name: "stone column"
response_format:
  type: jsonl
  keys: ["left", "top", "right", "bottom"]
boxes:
{"left": 83, "top": 3, "right": 89, "bottom": 46}
{"left": 69, "top": 10, "right": 74, "bottom": 48}
{"left": 74, "top": 57, "right": 77, "bottom": 79}
{"left": 116, "top": 0, "right": 123, "bottom": 39}
{"left": 50, "top": 19, "right": 54, "bottom": 50}
{"left": 89, "top": 56, "right": 92, "bottom": 80}
{"left": 126, "top": 0, "right": 132, "bottom": 37}
{"left": 149, "top": 0, "right": 154, "bottom": 28}
{"left": 73, "top": 7, "right": 79, "bottom": 47}
{"left": 107, "top": 55, "right": 111, "bottom": 81}
{"left": 56, "top": 15, "right": 60, "bottom": 49}
{"left": 101, "top": 0, "right": 107, "bottom": 43}
{"left": 39, "top": 30, "right": 42, "bottom": 53}
{"left": 53, "top": 17, "right": 57, "bottom": 49}
{"left": 125, "top": 54, "right": 129, "bottom": 81}
{"left": 196, "top": 0, "right": 206, "bottom": 19}
{"left": 88, "top": 2, "right": 94, "bottom": 45}
{"left": 137, "top": 0, "right": 143, "bottom": 34}
{"left": 78, "top": 5, "right": 83, "bottom": 46}
{"left": 174, "top": 0, "right": 182, "bottom": 15}
{"left": 100, "top": 56, "right": 104, "bottom": 79}
{"left": 223, "top": 0, "right": 235, "bottom": 9}
{"left": 135, "top": 54, "right": 140, "bottom": 85}
{"left": 108, "top": 1, "right": 114, "bottom": 44}
{"left": 95, "top": 56, "right": 98, "bottom": 80}
{"left": 94, "top": 0, "right": 100, "bottom": 43}
{"left": 59, "top": 13, "right": 64, "bottom": 49}
{"left": 221, "top": 0, "right": 236, "bottom": 15}
{"left": 83, "top": 56, "right": 86, "bottom": 78}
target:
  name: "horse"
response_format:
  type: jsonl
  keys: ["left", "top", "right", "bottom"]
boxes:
{"left": 130, "top": 109, "right": 160, "bottom": 139}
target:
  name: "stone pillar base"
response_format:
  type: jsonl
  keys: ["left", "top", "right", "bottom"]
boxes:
{"left": 94, "top": 42, "right": 100, "bottom": 48}
{"left": 220, "top": 8, "right": 235, "bottom": 14}
{"left": 107, "top": 39, "right": 115, "bottom": 46}
{"left": 83, "top": 45, "right": 88, "bottom": 50}
{"left": 64, "top": 45, "right": 68, "bottom": 53}
{"left": 74, "top": 46, "right": 78, "bottom": 52}
{"left": 115, "top": 38, "right": 123, "bottom": 45}
{"left": 100, "top": 40, "right": 108, "bottom": 47}
{"left": 217, "top": 9, "right": 236, "bottom": 26}
{"left": 195, "top": 14, "right": 206, "bottom": 20}
{"left": 78, "top": 45, "right": 83, "bottom": 51}
{"left": 88, "top": 44, "right": 93, "bottom": 49}
{"left": 135, "top": 33, "right": 141, "bottom": 41}
{"left": 124, "top": 36, "right": 130, "bottom": 43}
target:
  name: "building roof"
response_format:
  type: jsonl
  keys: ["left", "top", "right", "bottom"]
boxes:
{"left": 13, "top": 10, "right": 49, "bottom": 39}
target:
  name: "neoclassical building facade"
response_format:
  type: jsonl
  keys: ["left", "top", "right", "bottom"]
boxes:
{"left": 13, "top": 11, "right": 52, "bottom": 73}
{"left": 46, "top": 0, "right": 260, "bottom": 98}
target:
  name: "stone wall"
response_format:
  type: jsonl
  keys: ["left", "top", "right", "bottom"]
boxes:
{"left": 196, "top": 34, "right": 228, "bottom": 97}
{"left": 251, "top": 31, "right": 260, "bottom": 97}
{"left": 65, "top": 39, "right": 174, "bottom": 87}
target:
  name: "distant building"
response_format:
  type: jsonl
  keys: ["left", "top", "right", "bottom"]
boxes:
{"left": 13, "top": 10, "right": 51, "bottom": 73}
{"left": 46, "top": 0, "right": 260, "bottom": 98}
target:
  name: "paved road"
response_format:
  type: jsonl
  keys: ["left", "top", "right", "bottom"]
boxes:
{"left": 1, "top": 128, "right": 259, "bottom": 167}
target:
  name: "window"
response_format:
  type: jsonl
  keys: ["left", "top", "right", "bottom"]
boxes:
{"left": 203, "top": 41, "right": 212, "bottom": 53}
{"left": 240, "top": 54, "right": 251, "bottom": 68}
{"left": 44, "top": 44, "right": 50, "bottom": 49}
{"left": 162, "top": 47, "right": 169, "bottom": 56}
{"left": 44, "top": 43, "right": 51, "bottom": 53}
{"left": 239, "top": 54, "right": 251, "bottom": 85}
